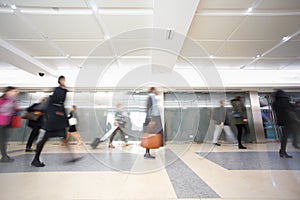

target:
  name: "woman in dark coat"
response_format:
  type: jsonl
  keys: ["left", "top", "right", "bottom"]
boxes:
{"left": 31, "top": 76, "right": 72, "bottom": 167}
{"left": 231, "top": 96, "right": 248, "bottom": 149}
{"left": 272, "top": 90, "right": 298, "bottom": 158}
{"left": 25, "top": 98, "right": 46, "bottom": 152}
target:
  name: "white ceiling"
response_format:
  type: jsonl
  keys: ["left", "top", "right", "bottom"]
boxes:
{"left": 0, "top": 0, "right": 299, "bottom": 82}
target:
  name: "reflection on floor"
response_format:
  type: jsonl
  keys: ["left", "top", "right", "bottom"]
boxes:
{"left": 197, "top": 151, "right": 300, "bottom": 170}
{"left": 0, "top": 142, "right": 299, "bottom": 200}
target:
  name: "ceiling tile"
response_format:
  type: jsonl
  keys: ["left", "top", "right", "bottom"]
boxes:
{"left": 216, "top": 41, "right": 277, "bottom": 57}
{"left": 0, "top": 13, "right": 42, "bottom": 39}
{"left": 283, "top": 60, "right": 300, "bottom": 69}
{"left": 256, "top": 0, "right": 300, "bottom": 10}
{"left": 54, "top": 40, "right": 103, "bottom": 56}
{"left": 25, "top": 14, "right": 103, "bottom": 39}
{"left": 213, "top": 59, "right": 252, "bottom": 68}
{"left": 197, "top": 0, "right": 255, "bottom": 10}
{"left": 266, "top": 41, "right": 300, "bottom": 57}
{"left": 7, "top": 40, "right": 62, "bottom": 56}
{"left": 188, "top": 16, "right": 244, "bottom": 40}
{"left": 247, "top": 59, "right": 295, "bottom": 69}
{"left": 101, "top": 15, "right": 153, "bottom": 37}
{"left": 37, "top": 59, "right": 80, "bottom": 70}
{"left": 180, "top": 40, "right": 223, "bottom": 57}
{"left": 8, "top": 0, "right": 87, "bottom": 8}
{"left": 230, "top": 16, "right": 300, "bottom": 40}
{"left": 94, "top": 0, "right": 153, "bottom": 8}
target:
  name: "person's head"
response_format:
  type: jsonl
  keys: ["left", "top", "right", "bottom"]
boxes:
{"left": 149, "top": 87, "right": 158, "bottom": 95}
{"left": 235, "top": 96, "right": 242, "bottom": 101}
{"left": 274, "top": 89, "right": 288, "bottom": 98}
{"left": 220, "top": 100, "right": 226, "bottom": 106}
{"left": 40, "top": 97, "right": 47, "bottom": 103}
{"left": 58, "top": 75, "right": 66, "bottom": 87}
{"left": 1, "top": 86, "right": 18, "bottom": 98}
{"left": 116, "top": 103, "right": 123, "bottom": 110}
{"left": 296, "top": 101, "right": 300, "bottom": 106}
{"left": 70, "top": 105, "right": 76, "bottom": 111}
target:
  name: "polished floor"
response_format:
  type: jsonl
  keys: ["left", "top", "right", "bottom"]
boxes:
{"left": 0, "top": 141, "right": 299, "bottom": 200}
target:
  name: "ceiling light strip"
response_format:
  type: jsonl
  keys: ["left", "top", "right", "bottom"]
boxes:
{"left": 241, "top": 28, "right": 300, "bottom": 69}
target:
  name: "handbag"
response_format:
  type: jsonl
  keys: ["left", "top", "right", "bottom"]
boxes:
{"left": 11, "top": 115, "right": 22, "bottom": 128}
{"left": 68, "top": 117, "right": 78, "bottom": 126}
{"left": 22, "top": 111, "right": 42, "bottom": 121}
{"left": 141, "top": 133, "right": 162, "bottom": 149}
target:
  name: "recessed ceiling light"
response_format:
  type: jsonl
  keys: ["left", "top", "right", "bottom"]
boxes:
{"left": 209, "top": 55, "right": 214, "bottom": 59}
{"left": 247, "top": 7, "right": 253, "bottom": 12}
{"left": 10, "top": 4, "right": 17, "bottom": 10}
{"left": 104, "top": 35, "right": 110, "bottom": 40}
{"left": 255, "top": 54, "right": 261, "bottom": 58}
{"left": 282, "top": 36, "right": 291, "bottom": 42}
{"left": 92, "top": 6, "right": 98, "bottom": 12}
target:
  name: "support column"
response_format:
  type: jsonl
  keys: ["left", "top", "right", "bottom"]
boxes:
{"left": 249, "top": 91, "right": 265, "bottom": 143}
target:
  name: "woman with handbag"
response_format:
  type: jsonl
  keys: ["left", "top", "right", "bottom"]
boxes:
{"left": 25, "top": 97, "right": 46, "bottom": 152}
{"left": 142, "top": 87, "right": 163, "bottom": 159}
{"left": 62, "top": 105, "right": 82, "bottom": 146}
{"left": 0, "top": 86, "right": 19, "bottom": 162}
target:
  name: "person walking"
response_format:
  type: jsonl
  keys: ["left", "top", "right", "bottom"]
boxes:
{"left": 108, "top": 103, "right": 128, "bottom": 148}
{"left": 0, "top": 86, "right": 19, "bottom": 162}
{"left": 143, "top": 87, "right": 163, "bottom": 159}
{"left": 31, "top": 76, "right": 81, "bottom": 167}
{"left": 272, "top": 90, "right": 299, "bottom": 158}
{"left": 212, "top": 100, "right": 237, "bottom": 146}
{"left": 62, "top": 105, "right": 83, "bottom": 146}
{"left": 231, "top": 96, "right": 248, "bottom": 149}
{"left": 25, "top": 97, "right": 46, "bottom": 152}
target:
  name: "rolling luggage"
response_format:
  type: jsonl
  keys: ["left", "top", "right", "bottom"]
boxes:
{"left": 91, "top": 126, "right": 118, "bottom": 149}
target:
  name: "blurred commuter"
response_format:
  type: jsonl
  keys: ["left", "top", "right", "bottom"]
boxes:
{"left": 31, "top": 76, "right": 81, "bottom": 167}
{"left": 0, "top": 86, "right": 19, "bottom": 162}
{"left": 143, "top": 87, "right": 163, "bottom": 159}
{"left": 231, "top": 96, "right": 248, "bottom": 149}
{"left": 25, "top": 97, "right": 47, "bottom": 152}
{"left": 62, "top": 105, "right": 83, "bottom": 146}
{"left": 293, "top": 101, "right": 300, "bottom": 148}
{"left": 108, "top": 103, "right": 128, "bottom": 148}
{"left": 272, "top": 90, "right": 300, "bottom": 158}
{"left": 212, "top": 100, "right": 238, "bottom": 146}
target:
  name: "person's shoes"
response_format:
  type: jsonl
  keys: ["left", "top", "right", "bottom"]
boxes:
{"left": 25, "top": 148, "right": 35, "bottom": 152}
{"left": 77, "top": 142, "right": 83, "bottom": 146}
{"left": 213, "top": 143, "right": 221, "bottom": 146}
{"left": 67, "top": 156, "right": 83, "bottom": 163}
{"left": 279, "top": 150, "right": 293, "bottom": 158}
{"left": 123, "top": 143, "right": 129, "bottom": 147}
{"left": 108, "top": 144, "right": 115, "bottom": 148}
{"left": 144, "top": 153, "right": 155, "bottom": 159}
{"left": 0, "top": 156, "right": 14, "bottom": 162}
{"left": 238, "top": 145, "right": 247, "bottom": 149}
{"left": 292, "top": 143, "right": 300, "bottom": 149}
{"left": 31, "top": 160, "right": 45, "bottom": 167}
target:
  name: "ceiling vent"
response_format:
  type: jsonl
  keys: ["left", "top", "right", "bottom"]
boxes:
{"left": 166, "top": 28, "right": 174, "bottom": 40}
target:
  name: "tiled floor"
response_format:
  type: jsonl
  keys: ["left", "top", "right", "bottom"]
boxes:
{"left": 0, "top": 142, "right": 299, "bottom": 200}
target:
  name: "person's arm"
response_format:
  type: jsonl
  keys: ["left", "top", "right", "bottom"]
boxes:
{"left": 27, "top": 103, "right": 38, "bottom": 112}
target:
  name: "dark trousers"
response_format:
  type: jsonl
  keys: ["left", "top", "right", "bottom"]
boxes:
{"left": 33, "top": 130, "right": 68, "bottom": 163}
{"left": 109, "top": 127, "right": 127, "bottom": 144}
{"left": 26, "top": 126, "right": 40, "bottom": 149}
{"left": 0, "top": 125, "right": 9, "bottom": 158}
{"left": 236, "top": 124, "right": 246, "bottom": 146}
